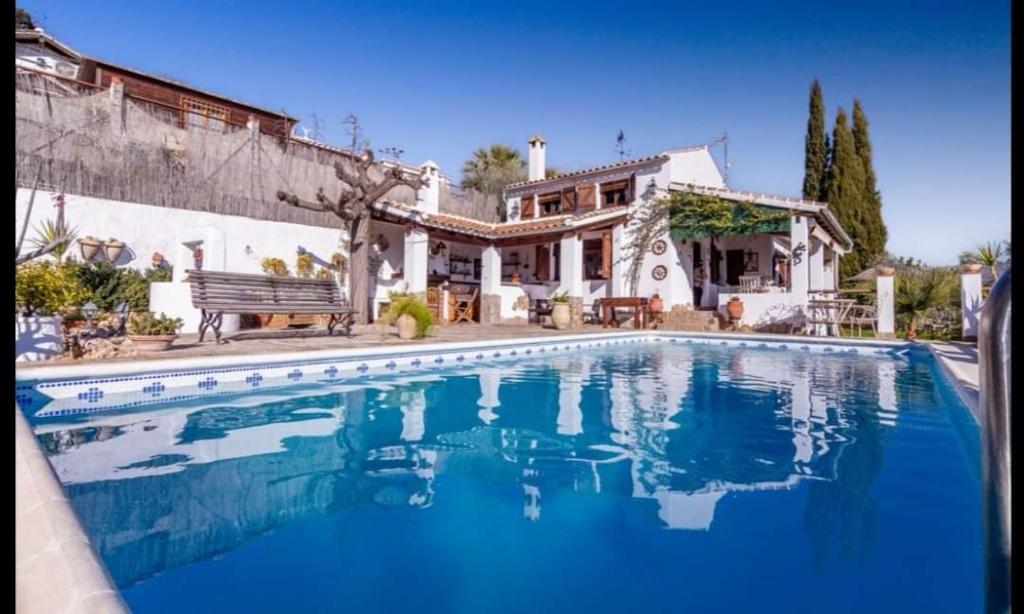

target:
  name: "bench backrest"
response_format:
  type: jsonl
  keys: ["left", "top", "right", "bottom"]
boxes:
{"left": 186, "top": 270, "right": 346, "bottom": 312}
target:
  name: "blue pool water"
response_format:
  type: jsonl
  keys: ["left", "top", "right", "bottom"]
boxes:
{"left": 30, "top": 342, "right": 981, "bottom": 613}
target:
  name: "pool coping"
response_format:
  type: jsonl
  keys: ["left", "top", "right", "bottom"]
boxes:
{"left": 925, "top": 341, "right": 981, "bottom": 424}
{"left": 15, "top": 405, "right": 128, "bottom": 614}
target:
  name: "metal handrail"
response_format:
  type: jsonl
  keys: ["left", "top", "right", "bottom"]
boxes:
{"left": 979, "top": 267, "right": 1011, "bottom": 614}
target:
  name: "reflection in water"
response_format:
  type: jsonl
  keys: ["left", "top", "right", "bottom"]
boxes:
{"left": 32, "top": 344, "right": 980, "bottom": 613}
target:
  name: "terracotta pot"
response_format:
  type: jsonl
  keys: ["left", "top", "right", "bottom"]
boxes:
{"left": 103, "top": 240, "right": 126, "bottom": 263}
{"left": 960, "top": 263, "right": 983, "bottom": 274}
{"left": 551, "top": 302, "right": 571, "bottom": 330}
{"left": 152, "top": 252, "right": 164, "bottom": 265}
{"left": 396, "top": 313, "right": 417, "bottom": 339}
{"left": 649, "top": 294, "right": 663, "bottom": 314}
{"left": 726, "top": 296, "right": 744, "bottom": 321}
{"left": 128, "top": 334, "right": 178, "bottom": 352}
{"left": 875, "top": 266, "right": 896, "bottom": 277}
{"left": 78, "top": 238, "right": 102, "bottom": 261}
{"left": 510, "top": 272, "right": 521, "bottom": 284}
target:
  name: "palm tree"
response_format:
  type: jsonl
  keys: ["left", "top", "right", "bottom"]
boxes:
{"left": 894, "top": 268, "right": 958, "bottom": 339}
{"left": 460, "top": 144, "right": 527, "bottom": 220}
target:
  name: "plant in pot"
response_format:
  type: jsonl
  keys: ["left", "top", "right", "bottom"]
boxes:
{"left": 258, "top": 258, "right": 290, "bottom": 328}
{"left": 78, "top": 235, "right": 103, "bottom": 261}
{"left": 726, "top": 296, "right": 744, "bottom": 324}
{"left": 103, "top": 237, "right": 126, "bottom": 263}
{"left": 550, "top": 291, "right": 572, "bottom": 330}
{"left": 127, "top": 311, "right": 183, "bottom": 351}
{"left": 16, "top": 261, "right": 88, "bottom": 361}
{"left": 382, "top": 293, "right": 434, "bottom": 340}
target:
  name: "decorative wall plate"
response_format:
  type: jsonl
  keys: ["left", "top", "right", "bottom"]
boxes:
{"left": 651, "top": 239, "right": 667, "bottom": 255}
{"left": 651, "top": 265, "right": 668, "bottom": 281}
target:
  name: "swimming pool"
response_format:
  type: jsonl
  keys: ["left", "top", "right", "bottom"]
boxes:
{"left": 24, "top": 334, "right": 981, "bottom": 613}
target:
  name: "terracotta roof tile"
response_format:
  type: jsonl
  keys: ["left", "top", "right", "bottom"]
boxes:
{"left": 505, "top": 153, "right": 671, "bottom": 189}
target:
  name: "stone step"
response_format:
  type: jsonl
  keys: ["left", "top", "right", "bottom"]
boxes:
{"left": 656, "top": 306, "right": 724, "bottom": 332}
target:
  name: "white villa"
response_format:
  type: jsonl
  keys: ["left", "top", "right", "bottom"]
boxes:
{"left": 364, "top": 135, "right": 853, "bottom": 331}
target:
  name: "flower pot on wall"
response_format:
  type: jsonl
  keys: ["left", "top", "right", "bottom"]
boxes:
{"left": 875, "top": 266, "right": 896, "bottom": 277}
{"left": 649, "top": 293, "right": 664, "bottom": 314}
{"left": 396, "top": 313, "right": 417, "bottom": 339}
{"left": 960, "top": 263, "right": 983, "bottom": 274}
{"left": 104, "top": 239, "right": 126, "bottom": 263}
{"left": 551, "top": 303, "right": 571, "bottom": 330}
{"left": 78, "top": 237, "right": 102, "bottom": 261}
{"left": 726, "top": 296, "right": 744, "bottom": 321}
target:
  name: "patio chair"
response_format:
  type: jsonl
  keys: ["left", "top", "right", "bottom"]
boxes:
{"left": 532, "top": 299, "right": 553, "bottom": 325}
{"left": 582, "top": 302, "right": 601, "bottom": 325}
{"left": 842, "top": 304, "right": 877, "bottom": 337}
{"left": 452, "top": 289, "right": 478, "bottom": 324}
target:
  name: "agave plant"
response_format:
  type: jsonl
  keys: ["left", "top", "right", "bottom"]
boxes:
{"left": 29, "top": 218, "right": 78, "bottom": 264}
{"left": 894, "top": 268, "right": 959, "bottom": 339}
{"left": 974, "top": 241, "right": 1005, "bottom": 281}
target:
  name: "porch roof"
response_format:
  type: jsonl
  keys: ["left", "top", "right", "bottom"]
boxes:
{"left": 668, "top": 182, "right": 854, "bottom": 251}
{"left": 370, "top": 201, "right": 629, "bottom": 243}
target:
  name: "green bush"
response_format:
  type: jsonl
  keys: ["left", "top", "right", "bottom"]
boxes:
{"left": 144, "top": 264, "right": 173, "bottom": 283}
{"left": 128, "top": 312, "right": 184, "bottom": 336}
{"left": 15, "top": 261, "right": 88, "bottom": 317}
{"left": 382, "top": 294, "right": 434, "bottom": 338}
{"left": 73, "top": 261, "right": 150, "bottom": 312}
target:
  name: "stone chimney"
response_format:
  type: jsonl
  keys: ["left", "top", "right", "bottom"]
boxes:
{"left": 528, "top": 135, "right": 546, "bottom": 181}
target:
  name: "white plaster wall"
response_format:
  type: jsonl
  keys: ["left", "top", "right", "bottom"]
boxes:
{"left": 716, "top": 292, "right": 806, "bottom": 328}
{"left": 666, "top": 148, "right": 726, "bottom": 188}
{"left": 497, "top": 284, "right": 530, "bottom": 321}
{"left": 15, "top": 316, "right": 63, "bottom": 362}
{"left": 17, "top": 189, "right": 344, "bottom": 334}
{"left": 371, "top": 221, "right": 407, "bottom": 283}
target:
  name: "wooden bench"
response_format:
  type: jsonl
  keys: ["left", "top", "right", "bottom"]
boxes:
{"left": 186, "top": 270, "right": 355, "bottom": 343}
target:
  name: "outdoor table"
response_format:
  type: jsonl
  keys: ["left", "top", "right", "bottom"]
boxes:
{"left": 599, "top": 297, "right": 649, "bottom": 329}
{"left": 807, "top": 298, "right": 856, "bottom": 337}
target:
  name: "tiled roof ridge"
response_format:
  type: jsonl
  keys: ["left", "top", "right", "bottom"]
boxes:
{"left": 678, "top": 182, "right": 829, "bottom": 208}
{"left": 506, "top": 153, "right": 670, "bottom": 189}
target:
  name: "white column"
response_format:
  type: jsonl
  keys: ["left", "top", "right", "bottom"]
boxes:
{"left": 960, "top": 266, "right": 983, "bottom": 340}
{"left": 416, "top": 161, "right": 440, "bottom": 214}
{"left": 808, "top": 239, "right": 824, "bottom": 292}
{"left": 477, "top": 367, "right": 502, "bottom": 424}
{"left": 789, "top": 215, "right": 810, "bottom": 305}
{"left": 876, "top": 269, "right": 895, "bottom": 339}
{"left": 403, "top": 228, "right": 428, "bottom": 294}
{"left": 481, "top": 244, "right": 502, "bottom": 296}
{"left": 610, "top": 223, "right": 626, "bottom": 297}
{"left": 559, "top": 233, "right": 584, "bottom": 298}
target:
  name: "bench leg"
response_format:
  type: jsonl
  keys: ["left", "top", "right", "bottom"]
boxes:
{"left": 198, "top": 310, "right": 225, "bottom": 344}
{"left": 328, "top": 313, "right": 354, "bottom": 337}
{"left": 198, "top": 309, "right": 212, "bottom": 343}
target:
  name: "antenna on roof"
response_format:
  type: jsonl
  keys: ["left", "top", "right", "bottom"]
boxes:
{"left": 709, "top": 132, "right": 729, "bottom": 184}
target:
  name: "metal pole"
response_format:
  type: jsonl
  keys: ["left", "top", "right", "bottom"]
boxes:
{"left": 978, "top": 267, "right": 1011, "bottom": 614}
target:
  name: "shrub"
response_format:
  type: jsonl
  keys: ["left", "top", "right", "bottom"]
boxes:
{"left": 15, "top": 261, "right": 88, "bottom": 317}
{"left": 128, "top": 312, "right": 184, "bottom": 336}
{"left": 260, "top": 257, "right": 289, "bottom": 277}
{"left": 74, "top": 261, "right": 149, "bottom": 312}
{"left": 895, "top": 267, "right": 958, "bottom": 339}
{"left": 144, "top": 264, "right": 173, "bottom": 283}
{"left": 315, "top": 267, "right": 334, "bottom": 280}
{"left": 296, "top": 252, "right": 314, "bottom": 278}
{"left": 382, "top": 294, "right": 434, "bottom": 338}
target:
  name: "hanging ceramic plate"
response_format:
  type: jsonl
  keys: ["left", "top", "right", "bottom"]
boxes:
{"left": 651, "top": 265, "right": 668, "bottom": 281}
{"left": 651, "top": 239, "right": 667, "bottom": 255}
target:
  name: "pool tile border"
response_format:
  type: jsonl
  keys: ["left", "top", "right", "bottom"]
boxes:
{"left": 17, "top": 331, "right": 914, "bottom": 419}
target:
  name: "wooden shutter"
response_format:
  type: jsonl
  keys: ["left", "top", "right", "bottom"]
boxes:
{"left": 601, "top": 232, "right": 612, "bottom": 279}
{"left": 577, "top": 183, "right": 596, "bottom": 212}
{"left": 561, "top": 187, "right": 576, "bottom": 214}
{"left": 628, "top": 173, "right": 637, "bottom": 203}
{"left": 536, "top": 244, "right": 550, "bottom": 281}
{"left": 520, "top": 195, "right": 534, "bottom": 218}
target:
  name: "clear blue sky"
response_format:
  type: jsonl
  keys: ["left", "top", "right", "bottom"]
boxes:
{"left": 23, "top": 0, "right": 1009, "bottom": 265}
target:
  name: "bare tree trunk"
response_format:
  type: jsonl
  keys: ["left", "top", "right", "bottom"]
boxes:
{"left": 349, "top": 214, "right": 370, "bottom": 325}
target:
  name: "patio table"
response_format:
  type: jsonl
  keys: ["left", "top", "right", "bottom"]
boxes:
{"left": 599, "top": 297, "right": 649, "bottom": 329}
{"left": 807, "top": 298, "right": 856, "bottom": 337}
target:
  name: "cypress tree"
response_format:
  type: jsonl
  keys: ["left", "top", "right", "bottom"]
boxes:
{"left": 824, "top": 107, "right": 868, "bottom": 279}
{"left": 802, "top": 79, "right": 828, "bottom": 201}
{"left": 851, "top": 99, "right": 887, "bottom": 267}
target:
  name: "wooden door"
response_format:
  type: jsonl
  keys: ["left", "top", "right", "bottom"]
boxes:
{"left": 726, "top": 249, "right": 744, "bottom": 286}
{"left": 536, "top": 244, "right": 550, "bottom": 281}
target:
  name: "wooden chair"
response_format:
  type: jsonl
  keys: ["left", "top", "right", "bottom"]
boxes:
{"left": 842, "top": 304, "right": 878, "bottom": 337}
{"left": 582, "top": 302, "right": 601, "bottom": 325}
{"left": 532, "top": 299, "right": 553, "bottom": 325}
{"left": 452, "top": 289, "right": 478, "bottom": 324}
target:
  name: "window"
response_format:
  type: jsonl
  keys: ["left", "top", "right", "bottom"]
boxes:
{"left": 582, "top": 234, "right": 612, "bottom": 280}
{"left": 538, "top": 192, "right": 561, "bottom": 217}
{"left": 600, "top": 180, "right": 629, "bottom": 207}
{"left": 181, "top": 96, "right": 229, "bottom": 132}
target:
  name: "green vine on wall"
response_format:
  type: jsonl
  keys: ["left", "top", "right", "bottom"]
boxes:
{"left": 667, "top": 192, "right": 791, "bottom": 241}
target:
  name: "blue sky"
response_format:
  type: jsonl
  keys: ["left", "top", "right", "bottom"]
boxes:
{"left": 23, "top": 0, "right": 1009, "bottom": 264}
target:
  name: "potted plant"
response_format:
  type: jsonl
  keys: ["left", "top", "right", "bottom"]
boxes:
{"left": 550, "top": 291, "right": 572, "bottom": 330}
{"left": 78, "top": 236, "right": 102, "bottom": 261}
{"left": 649, "top": 292, "right": 664, "bottom": 314}
{"left": 103, "top": 238, "right": 126, "bottom": 262}
{"left": 127, "top": 311, "right": 183, "bottom": 351}
{"left": 295, "top": 252, "right": 314, "bottom": 278}
{"left": 726, "top": 296, "right": 744, "bottom": 321}
{"left": 381, "top": 293, "right": 434, "bottom": 340}
{"left": 15, "top": 261, "right": 88, "bottom": 362}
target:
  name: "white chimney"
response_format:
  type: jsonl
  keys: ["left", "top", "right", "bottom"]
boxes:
{"left": 528, "top": 135, "right": 546, "bottom": 181}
